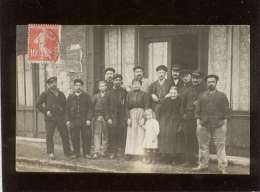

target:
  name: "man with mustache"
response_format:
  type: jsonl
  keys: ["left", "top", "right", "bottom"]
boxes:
{"left": 133, "top": 66, "right": 151, "bottom": 92}
{"left": 181, "top": 71, "right": 206, "bottom": 166}
{"left": 148, "top": 65, "right": 171, "bottom": 117}
{"left": 36, "top": 76, "right": 72, "bottom": 160}
{"left": 192, "top": 74, "right": 230, "bottom": 174}
{"left": 106, "top": 74, "right": 128, "bottom": 159}
{"left": 104, "top": 67, "right": 115, "bottom": 91}
{"left": 171, "top": 66, "right": 184, "bottom": 91}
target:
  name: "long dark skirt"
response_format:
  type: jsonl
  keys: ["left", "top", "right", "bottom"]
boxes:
{"left": 158, "top": 115, "right": 181, "bottom": 156}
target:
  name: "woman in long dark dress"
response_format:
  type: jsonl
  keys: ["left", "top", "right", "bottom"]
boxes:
{"left": 158, "top": 86, "right": 183, "bottom": 164}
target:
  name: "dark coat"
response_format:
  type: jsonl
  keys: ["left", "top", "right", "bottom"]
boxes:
{"left": 195, "top": 90, "right": 230, "bottom": 128}
{"left": 182, "top": 84, "right": 206, "bottom": 119}
{"left": 36, "top": 89, "right": 66, "bottom": 121}
{"left": 66, "top": 91, "right": 93, "bottom": 125}
{"left": 106, "top": 87, "right": 128, "bottom": 126}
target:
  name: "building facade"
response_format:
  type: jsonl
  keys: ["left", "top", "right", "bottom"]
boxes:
{"left": 16, "top": 25, "right": 250, "bottom": 157}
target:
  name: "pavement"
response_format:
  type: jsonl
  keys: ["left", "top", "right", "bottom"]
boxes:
{"left": 16, "top": 137, "right": 250, "bottom": 174}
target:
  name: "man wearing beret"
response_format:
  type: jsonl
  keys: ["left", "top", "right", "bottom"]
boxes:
{"left": 106, "top": 74, "right": 128, "bottom": 159}
{"left": 181, "top": 71, "right": 206, "bottom": 166}
{"left": 171, "top": 66, "right": 184, "bottom": 91}
{"left": 36, "top": 77, "right": 72, "bottom": 160}
{"left": 66, "top": 79, "right": 93, "bottom": 159}
{"left": 148, "top": 65, "right": 171, "bottom": 117}
{"left": 193, "top": 74, "right": 230, "bottom": 174}
{"left": 104, "top": 67, "right": 115, "bottom": 91}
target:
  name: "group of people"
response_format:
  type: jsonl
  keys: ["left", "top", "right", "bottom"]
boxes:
{"left": 36, "top": 64, "right": 230, "bottom": 174}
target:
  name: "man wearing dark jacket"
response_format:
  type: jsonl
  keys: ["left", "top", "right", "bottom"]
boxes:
{"left": 66, "top": 79, "right": 93, "bottom": 159}
{"left": 106, "top": 74, "right": 128, "bottom": 159}
{"left": 193, "top": 74, "right": 230, "bottom": 174}
{"left": 36, "top": 77, "right": 72, "bottom": 160}
{"left": 181, "top": 71, "right": 205, "bottom": 166}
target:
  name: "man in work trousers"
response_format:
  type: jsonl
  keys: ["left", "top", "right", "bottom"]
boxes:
{"left": 66, "top": 79, "right": 93, "bottom": 159}
{"left": 181, "top": 71, "right": 205, "bottom": 166}
{"left": 36, "top": 76, "right": 72, "bottom": 160}
{"left": 192, "top": 74, "right": 230, "bottom": 174}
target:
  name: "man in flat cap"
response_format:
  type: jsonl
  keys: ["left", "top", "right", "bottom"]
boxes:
{"left": 132, "top": 66, "right": 151, "bottom": 93}
{"left": 36, "top": 76, "right": 72, "bottom": 160}
{"left": 181, "top": 70, "right": 206, "bottom": 166}
{"left": 171, "top": 66, "right": 184, "bottom": 91}
{"left": 104, "top": 67, "right": 116, "bottom": 91}
{"left": 66, "top": 79, "right": 93, "bottom": 159}
{"left": 193, "top": 74, "right": 230, "bottom": 174}
{"left": 148, "top": 65, "right": 171, "bottom": 117}
{"left": 106, "top": 74, "right": 128, "bottom": 159}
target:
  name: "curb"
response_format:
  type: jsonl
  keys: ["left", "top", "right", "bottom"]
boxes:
{"left": 209, "top": 154, "right": 249, "bottom": 167}
{"left": 16, "top": 156, "right": 123, "bottom": 173}
{"left": 16, "top": 136, "right": 250, "bottom": 167}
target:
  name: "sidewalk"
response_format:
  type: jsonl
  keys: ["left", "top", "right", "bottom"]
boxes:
{"left": 16, "top": 137, "right": 250, "bottom": 174}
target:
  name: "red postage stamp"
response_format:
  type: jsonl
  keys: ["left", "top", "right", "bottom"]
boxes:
{"left": 28, "top": 24, "right": 60, "bottom": 63}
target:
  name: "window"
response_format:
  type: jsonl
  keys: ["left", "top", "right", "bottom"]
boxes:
{"left": 16, "top": 54, "right": 34, "bottom": 107}
{"left": 148, "top": 41, "right": 168, "bottom": 81}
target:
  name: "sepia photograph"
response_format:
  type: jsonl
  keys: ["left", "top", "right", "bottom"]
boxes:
{"left": 16, "top": 25, "right": 250, "bottom": 175}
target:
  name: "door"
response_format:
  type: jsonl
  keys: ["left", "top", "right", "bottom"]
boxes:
{"left": 141, "top": 26, "right": 209, "bottom": 82}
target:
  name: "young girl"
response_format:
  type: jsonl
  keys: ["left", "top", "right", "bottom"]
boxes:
{"left": 142, "top": 109, "right": 160, "bottom": 164}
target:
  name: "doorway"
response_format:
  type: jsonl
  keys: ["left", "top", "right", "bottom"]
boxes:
{"left": 140, "top": 26, "right": 209, "bottom": 81}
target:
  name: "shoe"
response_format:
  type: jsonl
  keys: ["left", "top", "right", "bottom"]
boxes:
{"left": 71, "top": 154, "right": 80, "bottom": 159}
{"left": 180, "top": 162, "right": 190, "bottom": 167}
{"left": 48, "top": 153, "right": 55, "bottom": 160}
{"left": 192, "top": 166, "right": 208, "bottom": 172}
{"left": 83, "top": 154, "right": 92, "bottom": 159}
{"left": 220, "top": 169, "right": 228, "bottom": 174}
{"left": 172, "top": 161, "right": 177, "bottom": 166}
{"left": 109, "top": 154, "right": 116, "bottom": 159}
{"left": 92, "top": 154, "right": 99, "bottom": 159}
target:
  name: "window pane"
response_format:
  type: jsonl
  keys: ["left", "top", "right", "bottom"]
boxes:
{"left": 17, "top": 55, "right": 25, "bottom": 105}
{"left": 148, "top": 42, "right": 168, "bottom": 81}
{"left": 24, "top": 54, "right": 33, "bottom": 106}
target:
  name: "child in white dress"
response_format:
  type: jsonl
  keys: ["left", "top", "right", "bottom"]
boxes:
{"left": 142, "top": 109, "right": 160, "bottom": 164}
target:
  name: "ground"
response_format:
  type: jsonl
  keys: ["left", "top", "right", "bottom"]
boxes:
{"left": 16, "top": 139, "right": 249, "bottom": 174}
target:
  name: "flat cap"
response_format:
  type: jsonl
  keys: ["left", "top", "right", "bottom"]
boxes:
{"left": 171, "top": 66, "right": 181, "bottom": 71}
{"left": 74, "top": 78, "right": 84, "bottom": 85}
{"left": 205, "top": 74, "right": 219, "bottom": 81}
{"left": 133, "top": 66, "right": 144, "bottom": 71}
{"left": 181, "top": 69, "right": 191, "bottom": 76}
{"left": 156, "top": 65, "right": 168, "bottom": 72}
{"left": 104, "top": 67, "right": 115, "bottom": 73}
{"left": 46, "top": 76, "right": 57, "bottom": 84}
{"left": 113, "top": 73, "right": 123, "bottom": 80}
{"left": 191, "top": 70, "right": 202, "bottom": 77}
